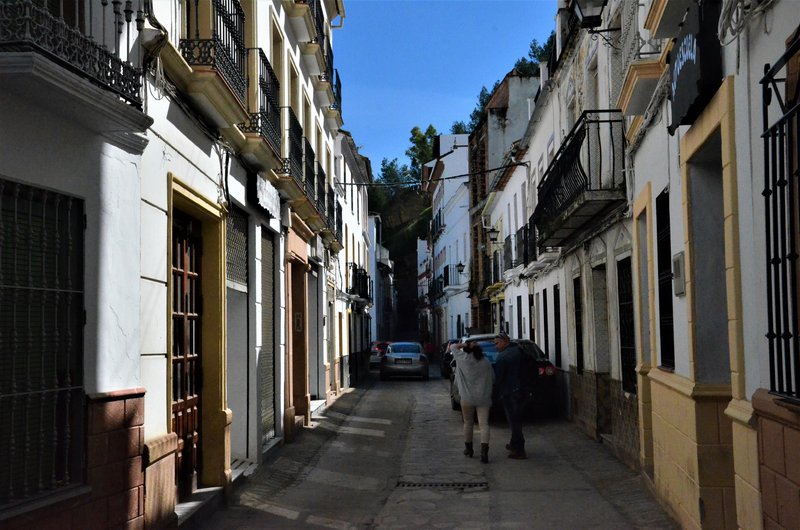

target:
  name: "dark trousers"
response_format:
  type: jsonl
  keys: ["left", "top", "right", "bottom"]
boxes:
{"left": 502, "top": 393, "right": 525, "bottom": 451}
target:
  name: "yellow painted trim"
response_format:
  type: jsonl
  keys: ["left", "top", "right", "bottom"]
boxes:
{"left": 626, "top": 115, "right": 645, "bottom": 143}
{"left": 633, "top": 182, "right": 657, "bottom": 369}
{"left": 649, "top": 367, "right": 732, "bottom": 400}
{"left": 679, "top": 77, "right": 745, "bottom": 399}
{"left": 168, "top": 173, "right": 232, "bottom": 490}
{"left": 644, "top": 0, "right": 668, "bottom": 35}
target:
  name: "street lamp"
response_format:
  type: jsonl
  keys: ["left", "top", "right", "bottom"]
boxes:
{"left": 486, "top": 227, "right": 500, "bottom": 243}
{"left": 572, "top": 0, "right": 605, "bottom": 29}
{"left": 456, "top": 262, "right": 465, "bottom": 275}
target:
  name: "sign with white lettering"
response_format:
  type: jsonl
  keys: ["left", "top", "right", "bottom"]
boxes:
{"left": 250, "top": 172, "right": 281, "bottom": 219}
{"left": 668, "top": 0, "right": 722, "bottom": 134}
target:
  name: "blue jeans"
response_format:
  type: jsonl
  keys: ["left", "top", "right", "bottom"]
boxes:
{"left": 502, "top": 393, "right": 525, "bottom": 452}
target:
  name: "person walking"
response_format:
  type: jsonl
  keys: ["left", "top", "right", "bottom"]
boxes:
{"left": 451, "top": 341, "right": 494, "bottom": 463}
{"left": 494, "top": 331, "right": 527, "bottom": 459}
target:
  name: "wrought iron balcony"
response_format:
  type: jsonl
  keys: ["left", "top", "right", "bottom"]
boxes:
{"left": 310, "top": 0, "right": 325, "bottom": 44}
{"left": 525, "top": 217, "right": 538, "bottom": 264}
{"left": 533, "top": 110, "right": 626, "bottom": 248}
{"left": 617, "top": 0, "right": 664, "bottom": 115}
{"left": 503, "top": 235, "right": 514, "bottom": 271}
{"left": 282, "top": 107, "right": 304, "bottom": 187}
{"left": 327, "top": 190, "right": 336, "bottom": 231}
{"left": 316, "top": 164, "right": 326, "bottom": 218}
{"left": 319, "top": 36, "right": 334, "bottom": 84}
{"left": 180, "top": 0, "right": 247, "bottom": 104}
{"left": 431, "top": 210, "right": 445, "bottom": 240}
{"left": 303, "top": 138, "right": 316, "bottom": 200}
{"left": 240, "top": 49, "right": 281, "bottom": 155}
{"left": 0, "top": 0, "right": 144, "bottom": 107}
{"left": 331, "top": 69, "right": 342, "bottom": 114}
{"left": 347, "top": 263, "right": 372, "bottom": 301}
{"left": 515, "top": 226, "right": 527, "bottom": 266}
{"left": 335, "top": 203, "right": 342, "bottom": 242}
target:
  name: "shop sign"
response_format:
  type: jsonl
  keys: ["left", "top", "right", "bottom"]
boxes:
{"left": 668, "top": 0, "right": 722, "bottom": 134}
{"left": 250, "top": 172, "right": 281, "bottom": 219}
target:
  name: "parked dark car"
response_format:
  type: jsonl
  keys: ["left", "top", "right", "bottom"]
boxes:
{"left": 380, "top": 342, "right": 430, "bottom": 380}
{"left": 369, "top": 341, "right": 391, "bottom": 369}
{"left": 438, "top": 339, "right": 459, "bottom": 378}
{"left": 449, "top": 338, "right": 558, "bottom": 417}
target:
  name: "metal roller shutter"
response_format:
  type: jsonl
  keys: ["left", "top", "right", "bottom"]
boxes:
{"left": 259, "top": 227, "right": 276, "bottom": 441}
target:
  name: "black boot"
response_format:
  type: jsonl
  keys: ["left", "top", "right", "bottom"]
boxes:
{"left": 464, "top": 442, "right": 474, "bottom": 457}
{"left": 480, "top": 443, "right": 489, "bottom": 463}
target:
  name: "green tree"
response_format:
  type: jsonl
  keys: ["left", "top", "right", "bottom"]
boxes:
{"left": 450, "top": 121, "right": 469, "bottom": 134}
{"left": 405, "top": 125, "right": 438, "bottom": 182}
{"left": 514, "top": 30, "right": 556, "bottom": 76}
{"left": 467, "top": 81, "right": 500, "bottom": 133}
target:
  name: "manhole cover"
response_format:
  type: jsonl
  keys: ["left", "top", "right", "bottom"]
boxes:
{"left": 396, "top": 481, "right": 488, "bottom": 490}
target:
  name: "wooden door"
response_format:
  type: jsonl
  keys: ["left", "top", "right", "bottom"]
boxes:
{"left": 172, "top": 213, "right": 202, "bottom": 500}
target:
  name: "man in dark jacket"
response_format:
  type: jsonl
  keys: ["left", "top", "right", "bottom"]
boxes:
{"left": 494, "top": 331, "right": 526, "bottom": 459}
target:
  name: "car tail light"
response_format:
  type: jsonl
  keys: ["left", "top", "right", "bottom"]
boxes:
{"left": 539, "top": 365, "right": 556, "bottom": 376}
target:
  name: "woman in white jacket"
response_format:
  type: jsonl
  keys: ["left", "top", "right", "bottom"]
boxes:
{"left": 451, "top": 341, "right": 495, "bottom": 463}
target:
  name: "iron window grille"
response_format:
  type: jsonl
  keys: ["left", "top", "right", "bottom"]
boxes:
{"left": 226, "top": 204, "right": 248, "bottom": 285}
{"left": 526, "top": 217, "right": 538, "bottom": 264}
{"left": 319, "top": 35, "right": 334, "bottom": 84}
{"left": 240, "top": 48, "right": 281, "bottom": 156}
{"left": 0, "top": 178, "right": 85, "bottom": 511}
{"left": 335, "top": 203, "right": 342, "bottom": 242}
{"left": 180, "top": 0, "right": 247, "bottom": 104}
{"left": 617, "top": 257, "right": 637, "bottom": 394}
{"left": 326, "top": 189, "right": 335, "bottom": 231}
{"left": 655, "top": 189, "right": 675, "bottom": 370}
{"left": 0, "top": 0, "right": 144, "bottom": 107}
{"left": 761, "top": 38, "right": 800, "bottom": 401}
{"left": 574, "top": 276, "right": 584, "bottom": 373}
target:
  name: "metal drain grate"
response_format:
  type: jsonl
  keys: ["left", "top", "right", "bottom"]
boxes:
{"left": 396, "top": 481, "right": 489, "bottom": 490}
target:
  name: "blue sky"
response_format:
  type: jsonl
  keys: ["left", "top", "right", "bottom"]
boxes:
{"left": 334, "top": 0, "right": 558, "bottom": 174}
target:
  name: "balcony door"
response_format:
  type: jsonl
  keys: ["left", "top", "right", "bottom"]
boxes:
{"left": 172, "top": 212, "right": 203, "bottom": 500}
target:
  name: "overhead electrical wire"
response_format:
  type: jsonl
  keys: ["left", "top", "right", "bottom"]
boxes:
{"left": 337, "top": 161, "right": 529, "bottom": 187}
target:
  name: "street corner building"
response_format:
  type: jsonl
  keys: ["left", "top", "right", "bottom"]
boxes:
{"left": 0, "top": 0, "right": 386, "bottom": 528}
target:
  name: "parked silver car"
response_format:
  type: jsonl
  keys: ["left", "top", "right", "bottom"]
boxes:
{"left": 379, "top": 342, "right": 429, "bottom": 381}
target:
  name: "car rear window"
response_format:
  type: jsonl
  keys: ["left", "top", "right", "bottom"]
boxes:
{"left": 391, "top": 343, "right": 421, "bottom": 353}
{"left": 472, "top": 340, "right": 500, "bottom": 363}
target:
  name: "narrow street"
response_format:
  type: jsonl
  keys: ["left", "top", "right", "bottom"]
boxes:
{"left": 201, "top": 368, "right": 677, "bottom": 529}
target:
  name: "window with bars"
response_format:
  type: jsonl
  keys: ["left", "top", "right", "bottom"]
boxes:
{"left": 226, "top": 205, "right": 248, "bottom": 286}
{"left": 656, "top": 189, "right": 675, "bottom": 369}
{"left": 0, "top": 177, "right": 85, "bottom": 510}
{"left": 617, "top": 257, "right": 637, "bottom": 393}
{"left": 761, "top": 37, "right": 800, "bottom": 401}
{"left": 574, "top": 276, "right": 584, "bottom": 373}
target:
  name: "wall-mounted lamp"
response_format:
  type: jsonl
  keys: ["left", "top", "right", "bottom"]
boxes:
{"left": 572, "top": 0, "right": 605, "bottom": 29}
{"left": 486, "top": 227, "right": 500, "bottom": 243}
{"left": 456, "top": 262, "right": 465, "bottom": 274}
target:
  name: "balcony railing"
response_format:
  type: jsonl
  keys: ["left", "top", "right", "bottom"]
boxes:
{"left": 335, "top": 203, "right": 342, "bottom": 241}
{"left": 327, "top": 190, "right": 336, "bottom": 231}
{"left": 515, "top": 226, "right": 526, "bottom": 266}
{"left": 240, "top": 49, "right": 281, "bottom": 155}
{"left": 319, "top": 35, "right": 334, "bottom": 84}
{"left": 331, "top": 69, "right": 342, "bottom": 113}
{"left": 180, "top": 0, "right": 247, "bottom": 104}
{"left": 316, "top": 164, "right": 326, "bottom": 217}
{"left": 310, "top": 0, "right": 325, "bottom": 43}
{"left": 761, "top": 38, "right": 800, "bottom": 402}
{"left": 303, "top": 138, "right": 316, "bottom": 199}
{"left": 347, "top": 263, "right": 372, "bottom": 301}
{"left": 525, "top": 217, "right": 538, "bottom": 264}
{"left": 282, "top": 107, "right": 303, "bottom": 186}
{"left": 503, "top": 235, "right": 514, "bottom": 271}
{"left": 533, "top": 110, "right": 626, "bottom": 248}
{"left": 0, "top": 0, "right": 144, "bottom": 107}
{"left": 431, "top": 210, "right": 445, "bottom": 240}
